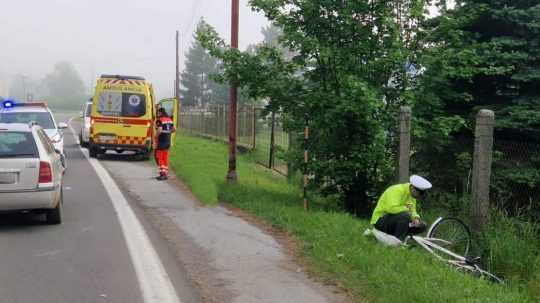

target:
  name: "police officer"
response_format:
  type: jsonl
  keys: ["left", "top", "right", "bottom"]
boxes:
{"left": 370, "top": 175, "right": 432, "bottom": 241}
{"left": 154, "top": 108, "right": 175, "bottom": 180}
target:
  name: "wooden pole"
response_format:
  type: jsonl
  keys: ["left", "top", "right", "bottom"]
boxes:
{"left": 175, "top": 30, "right": 181, "bottom": 128}
{"left": 226, "top": 0, "right": 239, "bottom": 182}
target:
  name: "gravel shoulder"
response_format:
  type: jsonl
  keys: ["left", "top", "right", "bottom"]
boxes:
{"left": 102, "top": 158, "right": 351, "bottom": 303}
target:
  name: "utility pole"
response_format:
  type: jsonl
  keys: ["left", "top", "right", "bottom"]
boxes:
{"left": 175, "top": 30, "right": 181, "bottom": 127}
{"left": 226, "top": 0, "right": 239, "bottom": 182}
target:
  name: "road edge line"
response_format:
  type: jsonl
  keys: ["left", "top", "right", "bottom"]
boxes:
{"left": 68, "top": 120, "right": 181, "bottom": 303}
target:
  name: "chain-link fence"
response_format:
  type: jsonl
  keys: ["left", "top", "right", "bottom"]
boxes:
{"left": 409, "top": 132, "right": 475, "bottom": 217}
{"left": 492, "top": 134, "right": 540, "bottom": 220}
{"left": 403, "top": 108, "right": 539, "bottom": 223}
{"left": 252, "top": 112, "right": 289, "bottom": 175}
{"left": 180, "top": 105, "right": 255, "bottom": 148}
{"left": 180, "top": 105, "right": 289, "bottom": 175}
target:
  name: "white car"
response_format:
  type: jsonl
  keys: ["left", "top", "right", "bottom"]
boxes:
{"left": 79, "top": 101, "right": 92, "bottom": 147}
{"left": 0, "top": 123, "right": 64, "bottom": 224}
{"left": 0, "top": 101, "right": 67, "bottom": 168}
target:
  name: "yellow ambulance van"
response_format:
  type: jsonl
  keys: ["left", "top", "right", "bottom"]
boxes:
{"left": 89, "top": 74, "right": 178, "bottom": 159}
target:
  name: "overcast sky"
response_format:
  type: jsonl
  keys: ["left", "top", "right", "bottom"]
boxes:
{"left": 1, "top": 0, "right": 269, "bottom": 98}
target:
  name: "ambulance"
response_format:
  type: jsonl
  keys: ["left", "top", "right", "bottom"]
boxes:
{"left": 89, "top": 75, "right": 177, "bottom": 159}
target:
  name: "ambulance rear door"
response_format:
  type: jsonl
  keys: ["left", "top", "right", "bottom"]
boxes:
{"left": 95, "top": 88, "right": 151, "bottom": 146}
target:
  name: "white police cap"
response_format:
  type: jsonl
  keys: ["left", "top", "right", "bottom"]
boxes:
{"left": 410, "top": 175, "right": 432, "bottom": 191}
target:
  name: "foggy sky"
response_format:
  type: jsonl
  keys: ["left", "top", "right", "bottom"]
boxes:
{"left": 1, "top": 0, "right": 269, "bottom": 99}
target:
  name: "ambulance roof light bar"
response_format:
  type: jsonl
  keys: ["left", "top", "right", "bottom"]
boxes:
{"left": 1, "top": 100, "right": 48, "bottom": 109}
{"left": 100, "top": 74, "right": 145, "bottom": 81}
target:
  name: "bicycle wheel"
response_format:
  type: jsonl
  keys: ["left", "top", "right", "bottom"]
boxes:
{"left": 427, "top": 217, "right": 471, "bottom": 258}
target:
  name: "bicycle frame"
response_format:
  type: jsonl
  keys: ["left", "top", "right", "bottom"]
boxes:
{"left": 407, "top": 225, "right": 503, "bottom": 283}
{"left": 411, "top": 234, "right": 467, "bottom": 263}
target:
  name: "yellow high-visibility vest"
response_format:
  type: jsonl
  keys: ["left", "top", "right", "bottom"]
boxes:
{"left": 370, "top": 183, "right": 420, "bottom": 225}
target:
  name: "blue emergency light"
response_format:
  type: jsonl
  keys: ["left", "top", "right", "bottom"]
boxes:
{"left": 1, "top": 100, "right": 47, "bottom": 109}
{"left": 2, "top": 100, "right": 15, "bottom": 109}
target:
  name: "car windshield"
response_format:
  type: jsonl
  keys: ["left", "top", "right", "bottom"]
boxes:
{"left": 0, "top": 132, "right": 38, "bottom": 158}
{"left": 0, "top": 112, "right": 56, "bottom": 129}
{"left": 97, "top": 91, "right": 146, "bottom": 117}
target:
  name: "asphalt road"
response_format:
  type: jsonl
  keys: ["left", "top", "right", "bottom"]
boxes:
{"left": 0, "top": 113, "right": 193, "bottom": 303}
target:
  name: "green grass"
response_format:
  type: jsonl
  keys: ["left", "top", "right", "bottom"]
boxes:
{"left": 169, "top": 131, "right": 537, "bottom": 303}
{"left": 479, "top": 211, "right": 540, "bottom": 297}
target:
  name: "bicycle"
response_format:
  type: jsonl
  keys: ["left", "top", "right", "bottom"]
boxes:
{"left": 404, "top": 217, "right": 504, "bottom": 284}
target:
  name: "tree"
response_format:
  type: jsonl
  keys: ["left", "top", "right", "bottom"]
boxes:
{"left": 7, "top": 75, "right": 44, "bottom": 101}
{"left": 199, "top": 0, "right": 430, "bottom": 216}
{"left": 180, "top": 19, "right": 229, "bottom": 107}
{"left": 414, "top": 0, "right": 540, "bottom": 216}
{"left": 44, "top": 61, "right": 86, "bottom": 110}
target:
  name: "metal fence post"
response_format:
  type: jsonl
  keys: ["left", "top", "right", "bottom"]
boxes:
{"left": 252, "top": 105, "right": 256, "bottom": 149}
{"left": 269, "top": 111, "right": 276, "bottom": 168}
{"left": 188, "top": 108, "right": 192, "bottom": 134}
{"left": 200, "top": 110, "right": 204, "bottom": 135}
{"left": 471, "top": 109, "right": 495, "bottom": 234}
{"left": 203, "top": 109, "right": 207, "bottom": 135}
{"left": 399, "top": 106, "right": 412, "bottom": 183}
{"left": 217, "top": 105, "right": 221, "bottom": 139}
{"left": 214, "top": 105, "right": 218, "bottom": 138}
{"left": 224, "top": 104, "right": 228, "bottom": 141}
{"left": 287, "top": 130, "right": 294, "bottom": 181}
{"left": 303, "top": 114, "right": 309, "bottom": 211}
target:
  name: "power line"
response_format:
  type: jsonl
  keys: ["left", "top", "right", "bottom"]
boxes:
{"left": 176, "top": 0, "right": 202, "bottom": 75}
{"left": 181, "top": 0, "right": 206, "bottom": 54}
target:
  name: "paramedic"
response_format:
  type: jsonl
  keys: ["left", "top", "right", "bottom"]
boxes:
{"left": 154, "top": 108, "right": 175, "bottom": 180}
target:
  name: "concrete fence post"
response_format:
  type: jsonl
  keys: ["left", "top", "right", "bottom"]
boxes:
{"left": 399, "top": 106, "right": 412, "bottom": 183}
{"left": 471, "top": 109, "right": 495, "bottom": 234}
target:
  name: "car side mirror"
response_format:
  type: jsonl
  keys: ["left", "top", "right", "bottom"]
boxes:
{"left": 58, "top": 122, "right": 68, "bottom": 129}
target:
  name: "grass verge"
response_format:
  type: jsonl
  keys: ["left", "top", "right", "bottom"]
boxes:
{"left": 169, "top": 131, "right": 537, "bottom": 302}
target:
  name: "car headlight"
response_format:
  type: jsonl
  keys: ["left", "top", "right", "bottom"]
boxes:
{"left": 51, "top": 133, "right": 62, "bottom": 143}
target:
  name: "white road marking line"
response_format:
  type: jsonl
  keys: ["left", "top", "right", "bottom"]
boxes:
{"left": 68, "top": 120, "right": 181, "bottom": 303}
{"left": 67, "top": 118, "right": 81, "bottom": 145}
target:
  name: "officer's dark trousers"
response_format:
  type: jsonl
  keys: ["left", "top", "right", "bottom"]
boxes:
{"left": 374, "top": 211, "right": 426, "bottom": 241}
